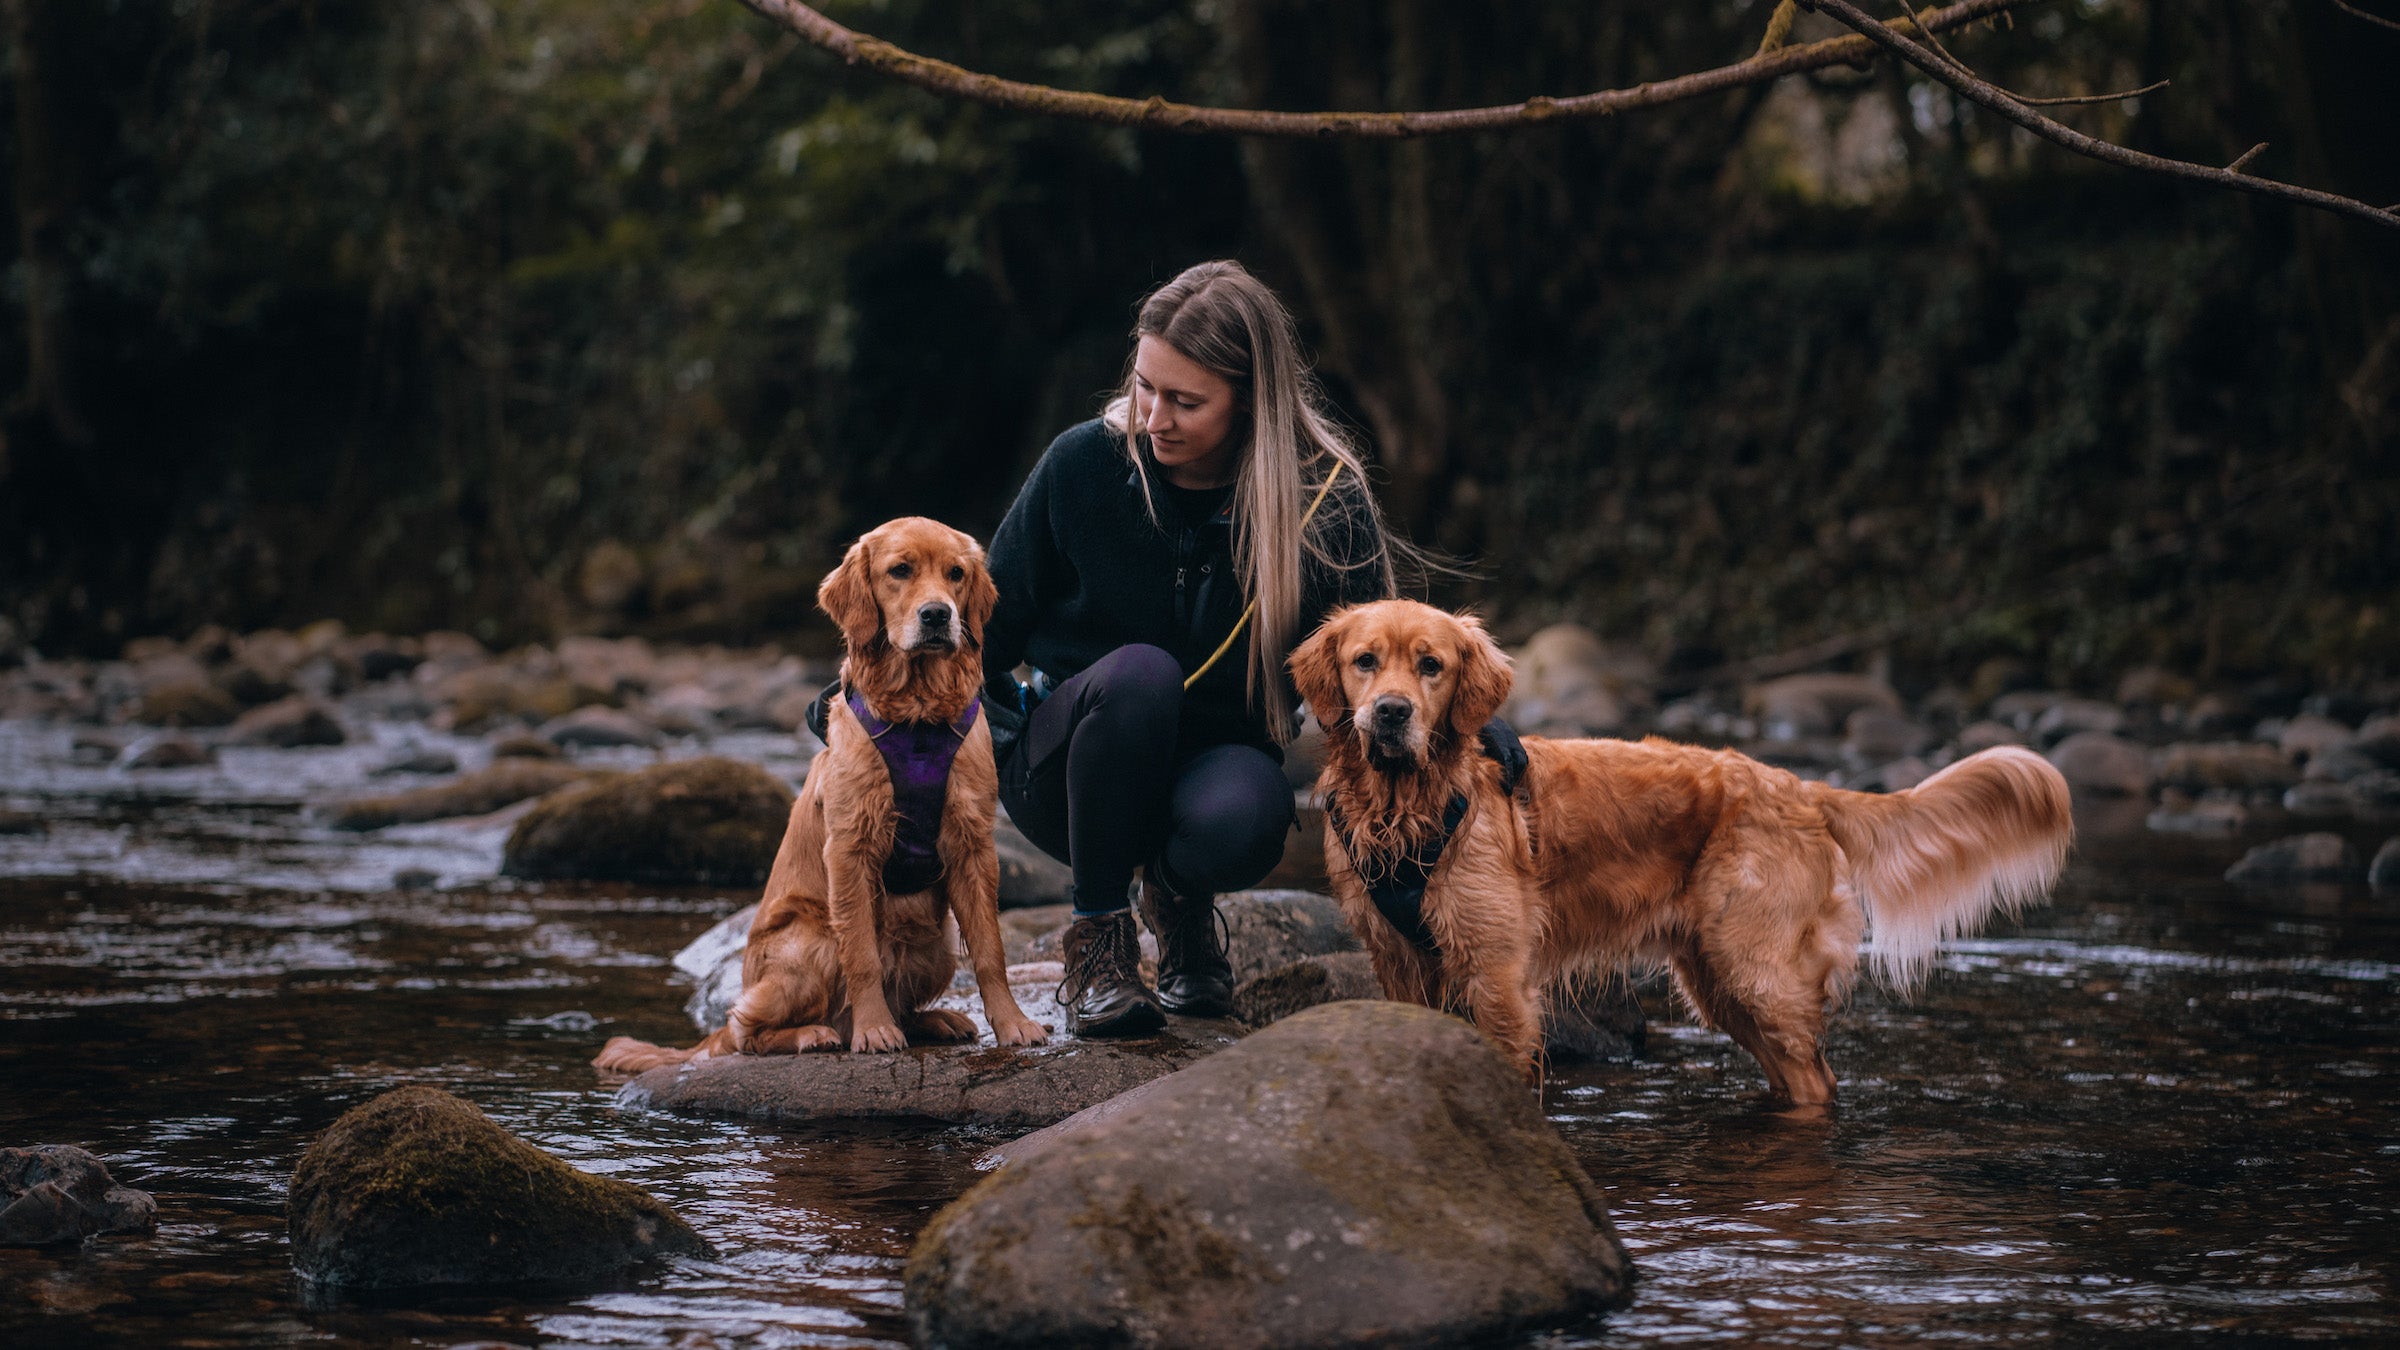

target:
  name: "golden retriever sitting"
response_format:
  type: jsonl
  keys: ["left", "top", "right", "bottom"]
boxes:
{"left": 1290, "top": 600, "right": 2072, "bottom": 1105}
{"left": 596, "top": 518, "right": 1047, "bottom": 1072}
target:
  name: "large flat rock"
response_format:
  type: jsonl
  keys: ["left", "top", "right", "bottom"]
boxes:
{"left": 618, "top": 974, "right": 1242, "bottom": 1128}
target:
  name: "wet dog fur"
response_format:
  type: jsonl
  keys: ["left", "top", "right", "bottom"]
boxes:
{"left": 595, "top": 518, "right": 1047, "bottom": 1072}
{"left": 1291, "top": 599, "right": 2073, "bottom": 1105}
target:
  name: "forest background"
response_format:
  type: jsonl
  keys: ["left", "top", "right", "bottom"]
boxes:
{"left": 1, "top": 0, "right": 2395, "bottom": 693}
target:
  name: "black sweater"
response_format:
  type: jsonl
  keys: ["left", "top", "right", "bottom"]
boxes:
{"left": 983, "top": 418, "right": 1389, "bottom": 757}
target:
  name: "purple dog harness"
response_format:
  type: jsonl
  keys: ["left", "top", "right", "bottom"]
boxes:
{"left": 844, "top": 689, "right": 981, "bottom": 896}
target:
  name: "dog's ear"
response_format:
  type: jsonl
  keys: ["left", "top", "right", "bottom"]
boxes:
{"left": 1445, "top": 612, "right": 1515, "bottom": 738}
{"left": 817, "top": 536, "right": 882, "bottom": 651}
{"left": 960, "top": 542, "right": 998, "bottom": 649}
{"left": 1289, "top": 607, "right": 1356, "bottom": 728}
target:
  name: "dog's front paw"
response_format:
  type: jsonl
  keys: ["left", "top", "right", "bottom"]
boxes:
{"left": 850, "top": 1020, "right": 908, "bottom": 1053}
{"left": 993, "top": 1014, "right": 1049, "bottom": 1047}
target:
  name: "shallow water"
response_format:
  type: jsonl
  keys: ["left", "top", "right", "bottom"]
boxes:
{"left": 2, "top": 721, "right": 2396, "bottom": 1347}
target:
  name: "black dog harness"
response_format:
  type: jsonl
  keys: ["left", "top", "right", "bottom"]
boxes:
{"left": 1325, "top": 719, "right": 1527, "bottom": 953}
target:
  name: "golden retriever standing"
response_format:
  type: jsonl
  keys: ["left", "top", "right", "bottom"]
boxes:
{"left": 597, "top": 518, "right": 1047, "bottom": 1072}
{"left": 1290, "top": 600, "right": 2072, "bottom": 1105}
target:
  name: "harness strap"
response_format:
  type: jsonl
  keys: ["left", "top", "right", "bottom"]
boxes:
{"left": 1325, "top": 718, "right": 1526, "bottom": 954}
{"left": 841, "top": 687, "right": 981, "bottom": 896}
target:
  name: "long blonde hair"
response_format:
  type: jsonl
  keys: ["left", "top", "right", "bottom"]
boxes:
{"left": 1103, "top": 260, "right": 1397, "bottom": 741}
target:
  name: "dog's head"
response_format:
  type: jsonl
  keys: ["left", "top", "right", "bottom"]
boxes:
{"left": 818, "top": 516, "right": 997, "bottom": 658}
{"left": 1290, "top": 600, "right": 1513, "bottom": 773}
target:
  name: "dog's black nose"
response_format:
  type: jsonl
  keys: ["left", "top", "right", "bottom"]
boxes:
{"left": 1371, "top": 696, "right": 1414, "bottom": 729}
{"left": 918, "top": 603, "right": 953, "bottom": 630}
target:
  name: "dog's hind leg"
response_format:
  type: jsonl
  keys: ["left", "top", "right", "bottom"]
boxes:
{"left": 1669, "top": 844, "right": 1845, "bottom": 1107}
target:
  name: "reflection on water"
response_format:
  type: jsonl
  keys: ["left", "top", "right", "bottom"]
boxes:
{"left": 1, "top": 748, "right": 2395, "bottom": 1346}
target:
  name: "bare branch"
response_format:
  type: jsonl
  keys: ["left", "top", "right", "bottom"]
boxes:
{"left": 735, "top": 0, "right": 2031, "bottom": 139}
{"left": 2331, "top": 0, "right": 2400, "bottom": 36}
{"left": 2014, "top": 78, "right": 2168, "bottom": 108}
{"left": 2227, "top": 142, "right": 2268, "bottom": 175}
{"left": 1803, "top": 0, "right": 2400, "bottom": 232}
{"left": 1759, "top": 1, "right": 1803, "bottom": 55}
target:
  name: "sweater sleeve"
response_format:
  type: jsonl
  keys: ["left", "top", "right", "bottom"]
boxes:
{"left": 982, "top": 436, "right": 1064, "bottom": 689}
{"left": 1306, "top": 476, "right": 1393, "bottom": 621}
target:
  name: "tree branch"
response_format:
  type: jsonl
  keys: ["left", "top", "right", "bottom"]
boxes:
{"left": 1803, "top": 0, "right": 2399, "bottom": 231}
{"left": 2330, "top": 0, "right": 2400, "bottom": 36}
{"left": 735, "top": 0, "right": 2032, "bottom": 138}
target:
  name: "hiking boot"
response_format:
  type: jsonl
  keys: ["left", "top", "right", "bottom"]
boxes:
{"left": 1138, "top": 876, "right": 1235, "bottom": 1019}
{"left": 1056, "top": 909, "right": 1165, "bottom": 1038}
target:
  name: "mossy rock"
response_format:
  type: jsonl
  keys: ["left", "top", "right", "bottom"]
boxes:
{"left": 906, "top": 1001, "right": 1631, "bottom": 1349}
{"left": 502, "top": 755, "right": 793, "bottom": 885}
{"left": 322, "top": 760, "right": 599, "bottom": 831}
{"left": 288, "top": 1086, "right": 708, "bottom": 1288}
{"left": 135, "top": 679, "right": 239, "bottom": 728}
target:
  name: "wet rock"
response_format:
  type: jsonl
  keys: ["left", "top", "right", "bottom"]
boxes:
{"left": 2304, "top": 746, "right": 2384, "bottom": 784}
{"left": 503, "top": 756, "right": 793, "bottom": 886}
{"left": 1843, "top": 757, "right": 1931, "bottom": 794}
{"left": 371, "top": 747, "right": 460, "bottom": 777}
{"left": 0, "top": 615, "right": 26, "bottom": 670}
{"left": 288, "top": 1086, "right": 708, "bottom": 1288}
{"left": 619, "top": 1001, "right": 1241, "bottom": 1129}
{"left": 997, "top": 815, "right": 1072, "bottom": 908}
{"left": 2032, "top": 698, "right": 2125, "bottom": 746}
{"left": 1844, "top": 708, "right": 1933, "bottom": 763}
{"left": 2278, "top": 714, "right": 2355, "bottom": 762}
{"left": 675, "top": 902, "right": 757, "bottom": 1032}
{"left": 1543, "top": 982, "right": 1649, "bottom": 1063}
{"left": 136, "top": 678, "right": 239, "bottom": 728}
{"left": 1231, "top": 952, "right": 1382, "bottom": 1028}
{"left": 212, "top": 657, "right": 294, "bottom": 707}
{"left": 341, "top": 633, "right": 424, "bottom": 683}
{"left": 121, "top": 734, "right": 214, "bottom": 770}
{"left": 1988, "top": 689, "right": 2071, "bottom": 732}
{"left": 2349, "top": 771, "right": 2400, "bottom": 811}
{"left": 2146, "top": 796, "right": 2249, "bottom": 835}
{"left": 2282, "top": 781, "right": 2361, "bottom": 817}
{"left": 393, "top": 868, "right": 441, "bottom": 890}
{"left": 555, "top": 635, "right": 659, "bottom": 699}
{"left": 2115, "top": 667, "right": 2196, "bottom": 709}
{"left": 541, "top": 705, "right": 664, "bottom": 750}
{"left": 2354, "top": 714, "right": 2400, "bottom": 769}
{"left": 1217, "top": 889, "right": 1361, "bottom": 986}
{"left": 0, "top": 809, "right": 41, "bottom": 835}
{"left": 69, "top": 730, "right": 123, "bottom": 765}
{"left": 2047, "top": 732, "right": 2153, "bottom": 796}
{"left": 2226, "top": 833, "right": 2359, "bottom": 883}
{"left": 1504, "top": 623, "right": 1648, "bottom": 736}
{"left": 490, "top": 728, "right": 565, "bottom": 759}
{"left": 2370, "top": 839, "right": 2400, "bottom": 890}
{"left": 906, "top": 1001, "right": 1631, "bottom": 1350}
{"left": 225, "top": 697, "right": 346, "bottom": 748}
{"left": 2185, "top": 691, "right": 2255, "bottom": 736}
{"left": 323, "top": 760, "right": 599, "bottom": 830}
{"left": 1955, "top": 720, "right": 2026, "bottom": 754}
{"left": 1, "top": 1145, "right": 157, "bottom": 1246}
{"left": 2155, "top": 742, "right": 2298, "bottom": 793}
{"left": 1745, "top": 672, "right": 1900, "bottom": 738}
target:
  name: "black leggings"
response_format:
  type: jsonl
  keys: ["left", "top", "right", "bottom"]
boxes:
{"left": 1000, "top": 644, "right": 1294, "bottom": 916}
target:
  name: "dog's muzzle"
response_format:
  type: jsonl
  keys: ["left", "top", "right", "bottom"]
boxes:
{"left": 902, "top": 602, "right": 958, "bottom": 652}
{"left": 1365, "top": 695, "right": 1423, "bottom": 764}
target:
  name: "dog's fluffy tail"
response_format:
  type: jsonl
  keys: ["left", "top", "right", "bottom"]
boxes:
{"left": 593, "top": 1034, "right": 713, "bottom": 1074}
{"left": 1810, "top": 746, "right": 2073, "bottom": 993}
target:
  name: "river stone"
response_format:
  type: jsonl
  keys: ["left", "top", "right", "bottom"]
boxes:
{"left": 289, "top": 1086, "right": 708, "bottom": 1288}
{"left": 2225, "top": 833, "right": 2360, "bottom": 883}
{"left": 121, "top": 733, "right": 214, "bottom": 769}
{"left": 541, "top": 704, "right": 664, "bottom": 749}
{"left": 1217, "top": 889, "right": 1360, "bottom": 986}
{"left": 1503, "top": 622, "right": 1641, "bottom": 736}
{"left": 905, "top": 1001, "right": 1632, "bottom": 1350}
{"left": 323, "top": 760, "right": 599, "bottom": 830}
{"left": 2031, "top": 698, "right": 2126, "bottom": 746}
{"left": 2047, "top": 732, "right": 2153, "bottom": 796}
{"left": 1231, "top": 951, "right": 1383, "bottom": 1027}
{"left": 996, "top": 813, "right": 1073, "bottom": 907}
{"left": 1744, "top": 673, "right": 1901, "bottom": 738}
{"left": 2355, "top": 715, "right": 2400, "bottom": 769}
{"left": 136, "top": 677, "right": 239, "bottom": 728}
{"left": 2371, "top": 839, "right": 2400, "bottom": 890}
{"left": 2155, "top": 741, "right": 2298, "bottom": 792}
{"left": 225, "top": 696, "right": 346, "bottom": 748}
{"left": 2146, "top": 798, "right": 2250, "bottom": 834}
{"left": 1955, "top": 720, "right": 2025, "bottom": 754}
{"left": 503, "top": 756, "right": 792, "bottom": 885}
{"left": 619, "top": 986, "right": 1240, "bottom": 1129}
{"left": 0, "top": 809, "right": 40, "bottom": 835}
{"left": 2278, "top": 714, "right": 2355, "bottom": 762}
{"left": 1, "top": 1145, "right": 157, "bottom": 1245}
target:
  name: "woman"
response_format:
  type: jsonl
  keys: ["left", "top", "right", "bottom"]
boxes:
{"left": 983, "top": 260, "right": 1402, "bottom": 1037}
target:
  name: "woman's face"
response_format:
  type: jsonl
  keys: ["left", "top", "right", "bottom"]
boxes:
{"left": 1133, "top": 334, "right": 1244, "bottom": 489}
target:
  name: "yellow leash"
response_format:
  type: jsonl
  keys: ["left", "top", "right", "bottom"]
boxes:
{"left": 1182, "top": 461, "right": 1344, "bottom": 690}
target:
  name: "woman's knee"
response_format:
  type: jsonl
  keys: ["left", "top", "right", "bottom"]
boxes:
{"left": 1159, "top": 747, "right": 1296, "bottom": 893}
{"left": 1082, "top": 644, "right": 1183, "bottom": 707}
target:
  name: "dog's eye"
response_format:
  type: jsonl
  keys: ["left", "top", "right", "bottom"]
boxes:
{"left": 947, "top": 565, "right": 965, "bottom": 582}
{"left": 888, "top": 562, "right": 913, "bottom": 580}
{"left": 1352, "top": 652, "right": 1378, "bottom": 673}
{"left": 1418, "top": 656, "right": 1443, "bottom": 678}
